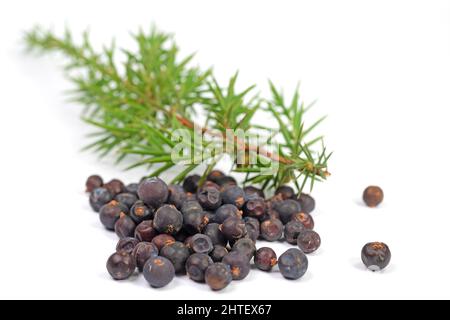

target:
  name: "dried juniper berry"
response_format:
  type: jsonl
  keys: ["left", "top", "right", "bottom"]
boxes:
{"left": 132, "top": 242, "right": 159, "bottom": 271}
{"left": 243, "top": 186, "right": 265, "bottom": 199}
{"left": 115, "top": 192, "right": 138, "bottom": 210}
{"left": 243, "top": 197, "right": 266, "bottom": 219}
{"left": 222, "top": 251, "right": 251, "bottom": 280}
{"left": 220, "top": 217, "right": 247, "bottom": 241}
{"left": 205, "top": 263, "right": 232, "bottom": 291}
{"left": 114, "top": 214, "right": 136, "bottom": 239}
{"left": 273, "top": 199, "right": 302, "bottom": 224}
{"left": 85, "top": 175, "right": 103, "bottom": 193}
{"left": 291, "top": 212, "right": 315, "bottom": 230}
{"left": 254, "top": 247, "right": 277, "bottom": 271}
{"left": 152, "top": 234, "right": 176, "bottom": 251}
{"left": 216, "top": 176, "right": 237, "bottom": 190}
{"left": 137, "top": 177, "right": 169, "bottom": 208}
{"left": 203, "top": 223, "right": 227, "bottom": 246}
{"left": 134, "top": 220, "right": 158, "bottom": 242}
{"left": 160, "top": 241, "right": 190, "bottom": 274}
{"left": 297, "top": 193, "right": 315, "bottom": 213}
{"left": 184, "top": 236, "right": 194, "bottom": 252}
{"left": 284, "top": 220, "right": 305, "bottom": 244}
{"left": 143, "top": 256, "right": 175, "bottom": 288}
{"left": 89, "top": 187, "right": 113, "bottom": 212}
{"left": 278, "top": 248, "right": 308, "bottom": 280}
{"left": 125, "top": 183, "right": 139, "bottom": 195}
{"left": 214, "top": 204, "right": 242, "bottom": 224}
{"left": 261, "top": 208, "right": 280, "bottom": 222}
{"left": 174, "top": 229, "right": 190, "bottom": 242}
{"left": 297, "top": 230, "right": 321, "bottom": 254}
{"left": 186, "top": 253, "right": 213, "bottom": 282}
{"left": 221, "top": 186, "right": 246, "bottom": 209}
{"left": 363, "top": 186, "right": 384, "bottom": 207}
{"left": 210, "top": 245, "right": 228, "bottom": 262}
{"left": 361, "top": 242, "right": 391, "bottom": 271}
{"left": 99, "top": 200, "right": 128, "bottom": 230}
{"left": 231, "top": 238, "right": 256, "bottom": 262}
{"left": 197, "top": 185, "right": 222, "bottom": 210}
{"left": 130, "top": 200, "right": 154, "bottom": 224}
{"left": 104, "top": 179, "right": 125, "bottom": 196}
{"left": 116, "top": 237, "right": 140, "bottom": 254}
{"left": 244, "top": 217, "right": 260, "bottom": 242}
{"left": 182, "top": 205, "right": 209, "bottom": 234}
{"left": 191, "top": 234, "right": 214, "bottom": 254}
{"left": 182, "top": 174, "right": 201, "bottom": 193}
{"left": 206, "top": 170, "right": 226, "bottom": 184}
{"left": 260, "top": 218, "right": 283, "bottom": 241}
{"left": 167, "top": 184, "right": 187, "bottom": 209}
{"left": 106, "top": 251, "right": 136, "bottom": 280}
{"left": 275, "top": 185, "right": 296, "bottom": 200}
{"left": 153, "top": 205, "right": 183, "bottom": 235}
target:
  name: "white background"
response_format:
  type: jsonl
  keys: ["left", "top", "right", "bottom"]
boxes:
{"left": 1, "top": 0, "right": 449, "bottom": 299}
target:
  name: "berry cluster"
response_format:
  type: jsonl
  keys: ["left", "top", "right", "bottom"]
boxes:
{"left": 86, "top": 171, "right": 321, "bottom": 290}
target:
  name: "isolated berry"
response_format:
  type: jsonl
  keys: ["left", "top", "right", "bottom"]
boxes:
{"left": 99, "top": 200, "right": 128, "bottom": 230}
{"left": 160, "top": 241, "right": 190, "bottom": 274}
{"left": 191, "top": 234, "right": 214, "bottom": 254}
{"left": 104, "top": 179, "right": 125, "bottom": 196}
{"left": 210, "top": 245, "right": 229, "bottom": 262}
{"left": 205, "top": 263, "right": 232, "bottom": 291}
{"left": 197, "top": 185, "right": 222, "bottom": 210}
{"left": 214, "top": 204, "right": 242, "bottom": 224}
{"left": 183, "top": 174, "right": 201, "bottom": 193}
{"left": 86, "top": 175, "right": 103, "bottom": 192}
{"left": 116, "top": 237, "right": 140, "bottom": 254}
{"left": 278, "top": 248, "right": 308, "bottom": 280}
{"left": 291, "top": 212, "right": 315, "bottom": 230}
{"left": 222, "top": 251, "right": 251, "bottom": 280}
{"left": 132, "top": 242, "right": 159, "bottom": 271}
{"left": 275, "top": 185, "right": 296, "bottom": 200}
{"left": 243, "top": 197, "right": 266, "bottom": 219}
{"left": 106, "top": 251, "right": 136, "bottom": 280}
{"left": 134, "top": 220, "right": 158, "bottom": 242}
{"left": 297, "top": 193, "right": 315, "bottom": 213}
{"left": 231, "top": 238, "right": 256, "bottom": 262}
{"left": 220, "top": 217, "right": 247, "bottom": 241}
{"left": 114, "top": 214, "right": 136, "bottom": 239}
{"left": 153, "top": 205, "right": 183, "bottom": 235}
{"left": 167, "top": 184, "right": 187, "bottom": 209}
{"left": 363, "top": 186, "right": 384, "bottom": 207}
{"left": 143, "top": 256, "right": 175, "bottom": 288}
{"left": 284, "top": 220, "right": 305, "bottom": 244}
{"left": 297, "top": 230, "right": 321, "bottom": 254}
{"left": 203, "top": 223, "right": 227, "bottom": 246}
{"left": 129, "top": 200, "right": 154, "bottom": 224}
{"left": 186, "top": 253, "right": 213, "bottom": 282}
{"left": 221, "top": 186, "right": 246, "bottom": 209}
{"left": 151, "top": 234, "right": 176, "bottom": 251}
{"left": 273, "top": 199, "right": 302, "bottom": 224}
{"left": 361, "top": 242, "right": 391, "bottom": 271}
{"left": 260, "top": 219, "right": 283, "bottom": 241}
{"left": 254, "top": 247, "right": 277, "bottom": 271}
{"left": 115, "top": 192, "right": 138, "bottom": 210}
{"left": 89, "top": 187, "right": 113, "bottom": 212}
{"left": 138, "top": 178, "right": 169, "bottom": 208}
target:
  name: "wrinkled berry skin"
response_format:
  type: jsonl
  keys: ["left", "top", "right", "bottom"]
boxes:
{"left": 278, "top": 248, "right": 308, "bottom": 280}
{"left": 284, "top": 220, "right": 305, "bottom": 244}
{"left": 197, "top": 185, "right": 222, "bottom": 210}
{"left": 297, "top": 230, "right": 321, "bottom": 254}
{"left": 206, "top": 170, "right": 226, "bottom": 184}
{"left": 205, "top": 263, "right": 233, "bottom": 291}
{"left": 260, "top": 219, "right": 283, "bottom": 241}
{"left": 138, "top": 178, "right": 169, "bottom": 208}
{"left": 125, "top": 183, "right": 139, "bottom": 195}
{"left": 203, "top": 223, "right": 227, "bottom": 246}
{"left": 243, "top": 197, "right": 266, "bottom": 219}
{"left": 168, "top": 185, "right": 187, "bottom": 209}
{"left": 214, "top": 204, "right": 241, "bottom": 224}
{"left": 104, "top": 179, "right": 125, "bottom": 196}
{"left": 160, "top": 241, "right": 190, "bottom": 274}
{"left": 99, "top": 200, "right": 128, "bottom": 230}
{"left": 291, "top": 212, "right": 315, "bottom": 230}
{"left": 191, "top": 234, "right": 214, "bottom": 254}
{"left": 132, "top": 242, "right": 159, "bottom": 271}
{"left": 243, "top": 186, "right": 265, "bottom": 199}
{"left": 183, "top": 174, "right": 201, "bottom": 193}
{"left": 106, "top": 251, "right": 136, "bottom": 280}
{"left": 231, "top": 238, "right": 256, "bottom": 262}
{"left": 182, "top": 202, "right": 209, "bottom": 234}
{"left": 221, "top": 186, "right": 246, "bottom": 209}
{"left": 130, "top": 200, "right": 154, "bottom": 224}
{"left": 115, "top": 214, "right": 137, "bottom": 239}
{"left": 275, "top": 185, "right": 296, "bottom": 200}
{"left": 222, "top": 251, "right": 250, "bottom": 280}
{"left": 116, "top": 237, "right": 140, "bottom": 254}
{"left": 361, "top": 242, "right": 391, "bottom": 271}
{"left": 134, "top": 220, "right": 158, "bottom": 242}
{"left": 153, "top": 205, "right": 183, "bottom": 235}
{"left": 89, "top": 187, "right": 113, "bottom": 212}
{"left": 152, "top": 234, "right": 176, "bottom": 251}
{"left": 115, "top": 193, "right": 138, "bottom": 210}
{"left": 273, "top": 199, "right": 302, "bottom": 224}
{"left": 220, "top": 217, "right": 247, "bottom": 241}
{"left": 143, "top": 256, "right": 175, "bottom": 288}
{"left": 363, "top": 186, "right": 384, "bottom": 207}
{"left": 186, "top": 253, "right": 214, "bottom": 282}
{"left": 254, "top": 247, "right": 277, "bottom": 271}
{"left": 86, "top": 175, "right": 103, "bottom": 193}
{"left": 297, "top": 193, "right": 315, "bottom": 213}
{"left": 244, "top": 217, "right": 260, "bottom": 242}
{"left": 210, "top": 245, "right": 228, "bottom": 262}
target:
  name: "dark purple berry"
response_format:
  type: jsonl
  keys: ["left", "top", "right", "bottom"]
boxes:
{"left": 130, "top": 200, "right": 154, "bottom": 224}
{"left": 275, "top": 185, "right": 296, "bottom": 200}
{"left": 361, "top": 242, "right": 391, "bottom": 271}
{"left": 106, "top": 251, "right": 136, "bottom": 280}
{"left": 244, "top": 217, "right": 260, "bottom": 242}
{"left": 297, "top": 193, "right": 315, "bottom": 213}
{"left": 284, "top": 220, "right": 305, "bottom": 244}
{"left": 116, "top": 237, "right": 139, "bottom": 254}
{"left": 99, "top": 200, "right": 128, "bottom": 230}
{"left": 125, "top": 183, "right": 139, "bottom": 195}
{"left": 205, "top": 263, "right": 232, "bottom": 291}
{"left": 167, "top": 184, "right": 187, "bottom": 209}
{"left": 174, "top": 229, "right": 190, "bottom": 242}
{"left": 143, "top": 256, "right": 175, "bottom": 288}
{"left": 206, "top": 170, "right": 226, "bottom": 184}
{"left": 210, "top": 245, "right": 228, "bottom": 262}
{"left": 273, "top": 199, "right": 302, "bottom": 224}
{"left": 138, "top": 178, "right": 169, "bottom": 208}
{"left": 243, "top": 186, "right": 265, "bottom": 199}
{"left": 220, "top": 217, "right": 247, "bottom": 241}
{"left": 231, "top": 238, "right": 256, "bottom": 262}
{"left": 191, "top": 234, "right": 214, "bottom": 254}
{"left": 160, "top": 241, "right": 190, "bottom": 274}
{"left": 151, "top": 234, "right": 176, "bottom": 251}
{"left": 132, "top": 242, "right": 159, "bottom": 271}
{"left": 291, "top": 212, "right": 315, "bottom": 230}
{"left": 86, "top": 175, "right": 103, "bottom": 193}
{"left": 363, "top": 186, "right": 384, "bottom": 207}
{"left": 186, "top": 253, "right": 213, "bottom": 282}
{"left": 243, "top": 197, "right": 266, "bottom": 219}
{"left": 221, "top": 186, "right": 246, "bottom": 209}
{"left": 89, "top": 187, "right": 113, "bottom": 212}
{"left": 114, "top": 214, "right": 136, "bottom": 239}
{"left": 153, "top": 205, "right": 183, "bottom": 235}
{"left": 216, "top": 176, "right": 237, "bottom": 190}
{"left": 184, "top": 236, "right": 194, "bottom": 252}
{"left": 197, "top": 185, "right": 222, "bottom": 210}
{"left": 182, "top": 202, "right": 209, "bottom": 234}
{"left": 278, "top": 248, "right": 308, "bottom": 280}
{"left": 203, "top": 223, "right": 227, "bottom": 246}
{"left": 104, "top": 179, "right": 125, "bottom": 196}
{"left": 183, "top": 174, "right": 201, "bottom": 193}
{"left": 214, "top": 204, "right": 242, "bottom": 224}
{"left": 134, "top": 220, "right": 158, "bottom": 242}
{"left": 115, "top": 192, "right": 138, "bottom": 210}
{"left": 254, "top": 247, "right": 277, "bottom": 271}
{"left": 260, "top": 218, "right": 283, "bottom": 241}
{"left": 222, "top": 251, "right": 250, "bottom": 280}
{"left": 297, "top": 230, "right": 321, "bottom": 254}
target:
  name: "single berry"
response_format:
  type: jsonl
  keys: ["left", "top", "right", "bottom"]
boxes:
{"left": 222, "top": 251, "right": 251, "bottom": 280}
{"left": 214, "top": 204, "right": 241, "bottom": 224}
{"left": 186, "top": 253, "right": 214, "bottom": 282}
{"left": 125, "top": 183, "right": 139, "bottom": 195}
{"left": 278, "top": 248, "right": 308, "bottom": 280}
{"left": 203, "top": 223, "right": 227, "bottom": 246}
{"left": 116, "top": 237, "right": 139, "bottom": 254}
{"left": 167, "top": 184, "right": 187, "bottom": 209}
{"left": 89, "top": 187, "right": 113, "bottom": 212}
{"left": 243, "top": 197, "right": 266, "bottom": 219}
{"left": 106, "top": 251, "right": 136, "bottom": 280}
{"left": 297, "top": 193, "right": 315, "bottom": 213}
{"left": 291, "top": 212, "right": 315, "bottom": 230}
{"left": 182, "top": 203, "right": 209, "bottom": 235}
{"left": 363, "top": 186, "right": 384, "bottom": 207}
{"left": 231, "top": 238, "right": 256, "bottom": 262}
{"left": 86, "top": 175, "right": 103, "bottom": 193}
{"left": 220, "top": 217, "right": 247, "bottom": 241}
{"left": 284, "top": 220, "right": 305, "bottom": 244}
{"left": 216, "top": 176, "right": 237, "bottom": 190}
{"left": 273, "top": 199, "right": 302, "bottom": 224}
{"left": 132, "top": 242, "right": 159, "bottom": 271}
{"left": 114, "top": 214, "right": 136, "bottom": 239}
{"left": 134, "top": 220, "right": 158, "bottom": 242}
{"left": 138, "top": 178, "right": 169, "bottom": 208}
{"left": 206, "top": 170, "right": 226, "bottom": 184}
{"left": 143, "top": 256, "right": 175, "bottom": 288}
{"left": 104, "top": 179, "right": 125, "bottom": 196}
{"left": 275, "top": 185, "right": 296, "bottom": 200}
{"left": 254, "top": 247, "right": 277, "bottom": 271}
{"left": 243, "top": 186, "right": 265, "bottom": 199}
{"left": 99, "top": 200, "right": 128, "bottom": 230}
{"left": 191, "top": 234, "right": 214, "bottom": 254}
{"left": 115, "top": 192, "right": 138, "bottom": 210}
{"left": 160, "top": 241, "right": 190, "bottom": 274}
{"left": 205, "top": 263, "right": 233, "bottom": 291}
{"left": 221, "top": 186, "right": 246, "bottom": 209}
{"left": 260, "top": 219, "right": 283, "bottom": 241}
{"left": 361, "top": 242, "right": 391, "bottom": 271}
{"left": 197, "top": 185, "right": 222, "bottom": 210}
{"left": 297, "top": 230, "right": 321, "bottom": 254}
{"left": 183, "top": 174, "right": 201, "bottom": 193}
{"left": 153, "top": 205, "right": 183, "bottom": 235}
{"left": 244, "top": 217, "right": 260, "bottom": 242}
{"left": 151, "top": 234, "right": 176, "bottom": 251}
{"left": 210, "top": 245, "right": 229, "bottom": 262}
{"left": 130, "top": 200, "right": 154, "bottom": 224}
